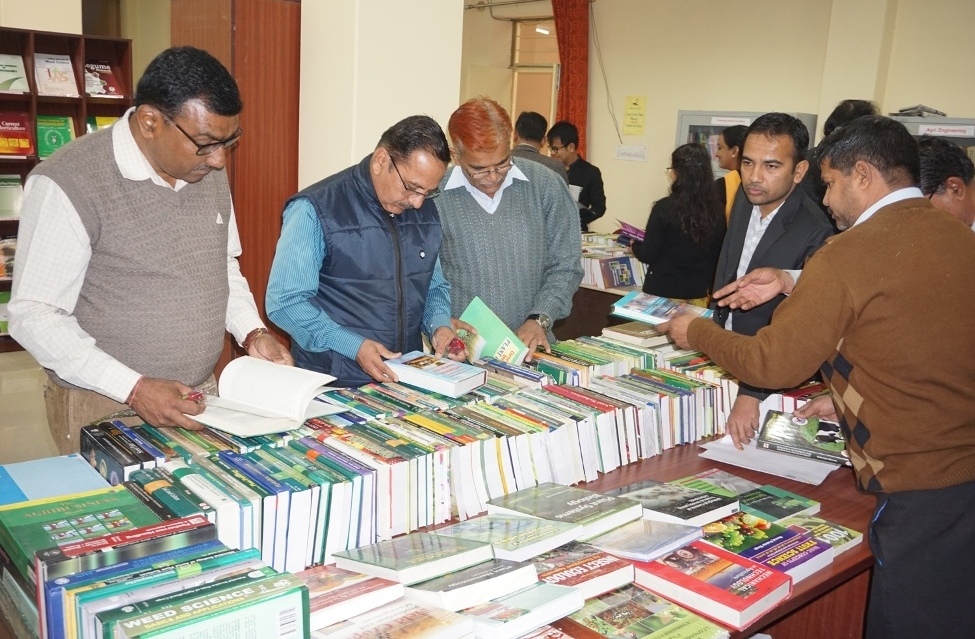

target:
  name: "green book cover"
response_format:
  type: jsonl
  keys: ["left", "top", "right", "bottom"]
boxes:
{"left": 332, "top": 532, "right": 493, "bottom": 585}
{"left": 777, "top": 514, "right": 863, "bottom": 556}
{"left": 128, "top": 468, "right": 203, "bottom": 519}
{"left": 459, "top": 296, "right": 529, "bottom": 365}
{"left": 36, "top": 114, "right": 75, "bottom": 159}
{"left": 0, "top": 173, "right": 22, "bottom": 218}
{"left": 0, "top": 485, "right": 161, "bottom": 584}
{"left": 486, "top": 483, "right": 642, "bottom": 540}
{"left": 0, "top": 53, "right": 28, "bottom": 92}
{"left": 431, "top": 514, "right": 581, "bottom": 562}
{"left": 739, "top": 485, "right": 820, "bottom": 523}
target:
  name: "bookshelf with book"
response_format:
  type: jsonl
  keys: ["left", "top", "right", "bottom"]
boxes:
{"left": 0, "top": 27, "right": 132, "bottom": 354}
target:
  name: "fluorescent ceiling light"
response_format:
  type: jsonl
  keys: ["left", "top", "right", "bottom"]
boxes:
{"left": 535, "top": 26, "right": 550, "bottom": 35}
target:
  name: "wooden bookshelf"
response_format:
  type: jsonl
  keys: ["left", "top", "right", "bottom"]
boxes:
{"left": 0, "top": 27, "right": 133, "bottom": 354}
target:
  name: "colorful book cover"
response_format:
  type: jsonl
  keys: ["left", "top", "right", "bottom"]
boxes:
{"left": 296, "top": 564, "right": 404, "bottom": 631}
{"left": 0, "top": 111, "right": 35, "bottom": 157}
{"left": 586, "top": 518, "right": 703, "bottom": 563}
{"left": 738, "top": 485, "right": 820, "bottom": 523}
{"left": 775, "top": 515, "right": 863, "bottom": 556}
{"left": 564, "top": 583, "right": 729, "bottom": 639}
{"left": 80, "top": 423, "right": 143, "bottom": 486}
{"left": 603, "top": 478, "right": 739, "bottom": 527}
{"left": 404, "top": 558, "right": 538, "bottom": 612}
{"left": 33, "top": 53, "right": 79, "bottom": 97}
{"left": 0, "top": 454, "right": 109, "bottom": 506}
{"left": 633, "top": 540, "right": 792, "bottom": 630}
{"left": 461, "top": 582, "right": 584, "bottom": 639}
{"left": 332, "top": 532, "right": 494, "bottom": 585}
{"left": 616, "top": 219, "right": 646, "bottom": 242}
{"left": 85, "top": 115, "right": 119, "bottom": 133}
{"left": 756, "top": 410, "right": 850, "bottom": 466}
{"left": 459, "top": 295, "right": 530, "bottom": 365}
{"left": 315, "top": 598, "right": 473, "bottom": 639}
{"left": 486, "top": 483, "right": 643, "bottom": 541}
{"left": 430, "top": 514, "right": 581, "bottom": 562}
{"left": 740, "top": 526, "right": 833, "bottom": 583}
{"left": 612, "top": 291, "right": 712, "bottom": 325}
{"left": 0, "top": 53, "right": 28, "bottom": 92}
{"left": 701, "top": 511, "right": 787, "bottom": 555}
{"left": 36, "top": 114, "right": 75, "bottom": 159}
{"left": 83, "top": 59, "right": 124, "bottom": 97}
{"left": 532, "top": 541, "right": 635, "bottom": 600}
{"left": 0, "top": 485, "right": 161, "bottom": 585}
{"left": 599, "top": 256, "right": 638, "bottom": 288}
{"left": 385, "top": 351, "right": 487, "bottom": 398}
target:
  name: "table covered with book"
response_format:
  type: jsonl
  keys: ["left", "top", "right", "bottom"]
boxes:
{"left": 0, "top": 322, "right": 874, "bottom": 639}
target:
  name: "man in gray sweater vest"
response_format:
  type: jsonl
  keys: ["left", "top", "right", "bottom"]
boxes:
{"left": 435, "top": 98, "right": 583, "bottom": 358}
{"left": 9, "top": 47, "right": 291, "bottom": 454}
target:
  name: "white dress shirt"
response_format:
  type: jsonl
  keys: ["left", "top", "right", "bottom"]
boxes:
{"left": 443, "top": 162, "right": 528, "bottom": 214}
{"left": 726, "top": 203, "right": 783, "bottom": 329}
{"left": 9, "top": 109, "right": 262, "bottom": 402}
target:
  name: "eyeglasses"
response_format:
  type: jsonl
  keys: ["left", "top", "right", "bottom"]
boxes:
{"left": 465, "top": 159, "right": 514, "bottom": 180}
{"left": 390, "top": 156, "right": 441, "bottom": 199}
{"left": 548, "top": 145, "right": 565, "bottom": 153}
{"left": 165, "top": 114, "right": 243, "bottom": 156}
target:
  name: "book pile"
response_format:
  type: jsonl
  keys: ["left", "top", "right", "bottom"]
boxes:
{"left": 580, "top": 245, "right": 645, "bottom": 290}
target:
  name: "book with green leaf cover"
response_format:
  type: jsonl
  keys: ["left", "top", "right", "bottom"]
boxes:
{"left": 0, "top": 485, "right": 162, "bottom": 585}
{"left": 332, "top": 532, "right": 493, "bottom": 585}
{"left": 431, "top": 514, "right": 581, "bottom": 562}
{"left": 756, "top": 410, "right": 850, "bottom": 466}
{"left": 776, "top": 514, "right": 863, "bottom": 556}
{"left": 738, "top": 485, "right": 820, "bottom": 523}
{"left": 36, "top": 114, "right": 75, "bottom": 159}
{"left": 486, "top": 483, "right": 642, "bottom": 541}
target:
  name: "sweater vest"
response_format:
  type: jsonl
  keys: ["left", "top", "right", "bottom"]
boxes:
{"left": 31, "top": 126, "right": 230, "bottom": 388}
{"left": 288, "top": 154, "right": 442, "bottom": 386}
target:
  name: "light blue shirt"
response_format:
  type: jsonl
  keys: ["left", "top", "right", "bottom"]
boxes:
{"left": 266, "top": 198, "right": 453, "bottom": 361}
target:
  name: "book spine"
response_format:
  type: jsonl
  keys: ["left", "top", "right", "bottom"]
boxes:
{"left": 80, "top": 424, "right": 142, "bottom": 485}
{"left": 100, "top": 422, "right": 156, "bottom": 468}
{"left": 123, "top": 480, "right": 178, "bottom": 521}
{"left": 112, "top": 421, "right": 168, "bottom": 465}
{"left": 129, "top": 468, "right": 204, "bottom": 519}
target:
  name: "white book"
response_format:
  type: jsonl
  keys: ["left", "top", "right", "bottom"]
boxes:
{"left": 33, "top": 53, "right": 79, "bottom": 97}
{"left": 0, "top": 54, "right": 28, "bottom": 93}
{"left": 386, "top": 351, "right": 487, "bottom": 398}
{"left": 190, "top": 356, "right": 342, "bottom": 437}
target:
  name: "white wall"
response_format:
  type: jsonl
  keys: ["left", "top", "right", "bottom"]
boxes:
{"left": 298, "top": 1, "right": 464, "bottom": 189}
{"left": 0, "top": 0, "right": 82, "bottom": 33}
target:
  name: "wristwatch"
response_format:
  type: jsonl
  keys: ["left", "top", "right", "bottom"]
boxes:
{"left": 527, "top": 313, "right": 552, "bottom": 330}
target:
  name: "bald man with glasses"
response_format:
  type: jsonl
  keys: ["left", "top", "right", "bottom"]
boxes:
{"left": 266, "top": 115, "right": 468, "bottom": 386}
{"left": 434, "top": 98, "right": 583, "bottom": 357}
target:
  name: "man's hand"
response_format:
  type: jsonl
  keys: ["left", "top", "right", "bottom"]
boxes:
{"left": 129, "top": 377, "right": 207, "bottom": 431}
{"left": 712, "top": 267, "right": 794, "bottom": 311}
{"left": 247, "top": 332, "right": 294, "bottom": 365}
{"left": 657, "top": 310, "right": 699, "bottom": 350}
{"left": 355, "top": 339, "right": 401, "bottom": 383}
{"left": 432, "top": 324, "right": 472, "bottom": 362}
{"left": 517, "top": 320, "right": 550, "bottom": 362}
{"left": 795, "top": 394, "right": 839, "bottom": 422}
{"left": 727, "top": 395, "right": 761, "bottom": 450}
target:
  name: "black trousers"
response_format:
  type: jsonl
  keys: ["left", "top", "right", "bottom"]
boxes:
{"left": 866, "top": 479, "right": 975, "bottom": 639}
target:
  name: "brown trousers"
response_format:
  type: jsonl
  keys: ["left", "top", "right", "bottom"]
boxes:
{"left": 43, "top": 374, "right": 215, "bottom": 455}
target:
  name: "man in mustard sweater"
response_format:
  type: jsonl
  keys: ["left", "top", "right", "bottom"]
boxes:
{"left": 661, "top": 115, "right": 975, "bottom": 639}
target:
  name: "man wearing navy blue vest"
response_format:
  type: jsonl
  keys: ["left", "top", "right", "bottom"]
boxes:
{"left": 266, "top": 116, "right": 466, "bottom": 386}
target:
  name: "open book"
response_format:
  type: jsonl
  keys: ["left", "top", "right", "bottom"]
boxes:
{"left": 190, "top": 356, "right": 342, "bottom": 437}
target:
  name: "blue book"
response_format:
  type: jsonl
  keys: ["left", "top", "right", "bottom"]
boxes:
{"left": 43, "top": 539, "right": 224, "bottom": 639}
{"left": 0, "top": 454, "right": 109, "bottom": 506}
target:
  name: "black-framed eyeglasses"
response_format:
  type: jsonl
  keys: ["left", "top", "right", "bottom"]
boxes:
{"left": 548, "top": 145, "right": 565, "bottom": 153}
{"left": 465, "top": 159, "right": 514, "bottom": 180}
{"left": 165, "top": 114, "right": 243, "bottom": 156}
{"left": 390, "top": 155, "right": 441, "bottom": 199}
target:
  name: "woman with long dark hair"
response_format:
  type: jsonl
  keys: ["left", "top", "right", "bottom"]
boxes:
{"left": 631, "top": 143, "right": 726, "bottom": 306}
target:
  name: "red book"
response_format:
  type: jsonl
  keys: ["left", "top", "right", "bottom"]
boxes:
{"left": 532, "top": 541, "right": 634, "bottom": 600}
{"left": 83, "top": 59, "right": 125, "bottom": 98}
{"left": 633, "top": 539, "right": 792, "bottom": 630}
{"left": 0, "top": 111, "right": 35, "bottom": 157}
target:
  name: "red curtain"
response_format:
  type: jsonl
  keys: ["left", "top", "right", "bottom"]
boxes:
{"left": 553, "top": 0, "right": 589, "bottom": 157}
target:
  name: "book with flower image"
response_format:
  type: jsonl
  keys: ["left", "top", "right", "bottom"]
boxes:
{"left": 632, "top": 540, "right": 792, "bottom": 631}
{"left": 612, "top": 291, "right": 712, "bottom": 325}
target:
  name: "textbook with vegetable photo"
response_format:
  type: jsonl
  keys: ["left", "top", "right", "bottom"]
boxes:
{"left": 190, "top": 356, "right": 341, "bottom": 437}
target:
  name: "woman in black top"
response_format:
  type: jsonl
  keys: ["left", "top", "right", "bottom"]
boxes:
{"left": 631, "top": 143, "right": 726, "bottom": 306}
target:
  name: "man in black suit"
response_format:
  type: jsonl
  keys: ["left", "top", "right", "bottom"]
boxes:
{"left": 711, "top": 112, "right": 833, "bottom": 448}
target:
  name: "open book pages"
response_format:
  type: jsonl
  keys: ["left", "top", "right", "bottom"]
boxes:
{"left": 190, "top": 356, "right": 340, "bottom": 437}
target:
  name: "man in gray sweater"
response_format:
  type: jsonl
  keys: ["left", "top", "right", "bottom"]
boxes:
{"left": 9, "top": 47, "right": 291, "bottom": 453}
{"left": 435, "top": 97, "right": 583, "bottom": 358}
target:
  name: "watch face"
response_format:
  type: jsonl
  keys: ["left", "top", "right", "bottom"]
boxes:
{"left": 537, "top": 314, "right": 552, "bottom": 329}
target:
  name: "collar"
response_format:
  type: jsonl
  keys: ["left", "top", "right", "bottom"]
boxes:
{"left": 513, "top": 143, "right": 541, "bottom": 154}
{"left": 853, "top": 187, "right": 924, "bottom": 227}
{"left": 443, "top": 162, "right": 528, "bottom": 192}
{"left": 113, "top": 107, "right": 188, "bottom": 191}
